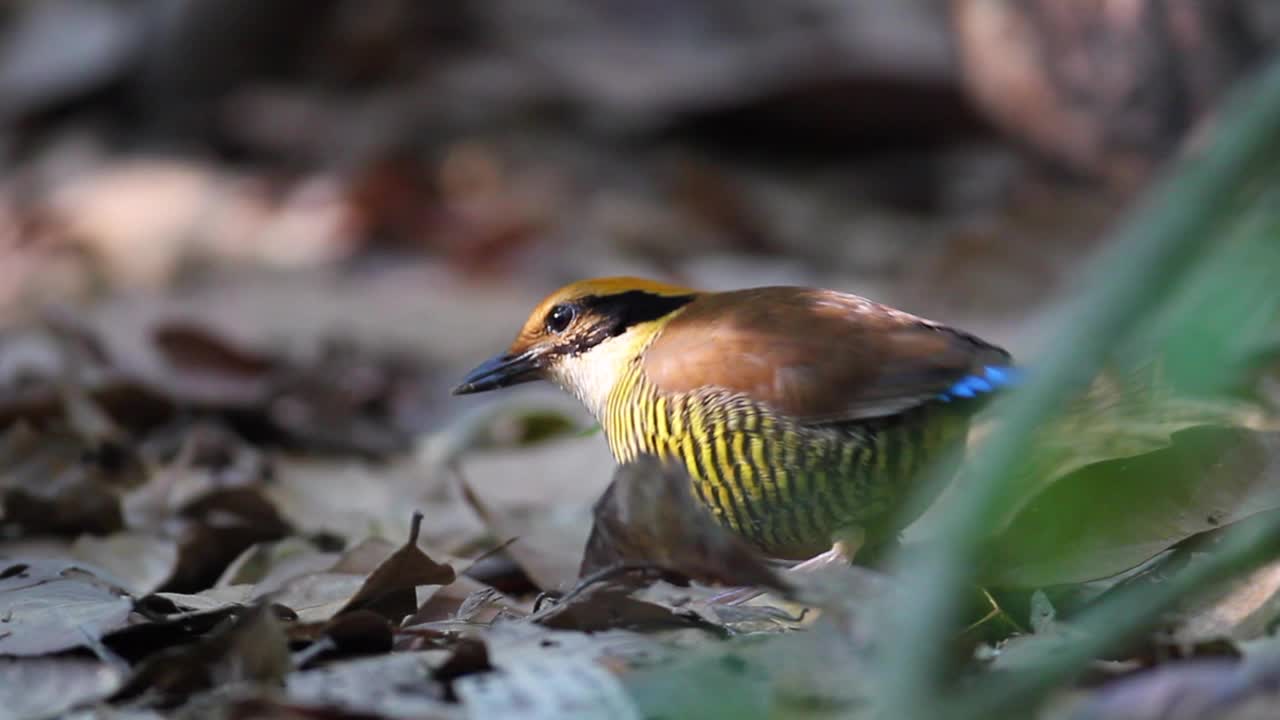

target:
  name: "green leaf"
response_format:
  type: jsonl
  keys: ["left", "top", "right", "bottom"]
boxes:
{"left": 981, "top": 428, "right": 1280, "bottom": 588}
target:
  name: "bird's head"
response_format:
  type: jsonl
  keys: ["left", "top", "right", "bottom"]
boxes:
{"left": 453, "top": 277, "right": 698, "bottom": 415}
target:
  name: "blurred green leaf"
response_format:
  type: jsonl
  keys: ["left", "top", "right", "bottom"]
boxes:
{"left": 883, "top": 54, "right": 1280, "bottom": 719}
{"left": 982, "top": 428, "right": 1280, "bottom": 588}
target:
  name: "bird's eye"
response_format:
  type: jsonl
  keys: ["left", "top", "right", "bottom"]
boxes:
{"left": 544, "top": 304, "right": 576, "bottom": 334}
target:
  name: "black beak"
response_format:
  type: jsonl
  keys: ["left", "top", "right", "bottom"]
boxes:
{"left": 452, "top": 351, "right": 542, "bottom": 395}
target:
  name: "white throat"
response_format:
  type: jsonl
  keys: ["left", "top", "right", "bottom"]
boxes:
{"left": 548, "top": 330, "right": 646, "bottom": 420}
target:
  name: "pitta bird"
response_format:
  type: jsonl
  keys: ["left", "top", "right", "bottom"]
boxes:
{"left": 454, "top": 277, "right": 1014, "bottom": 563}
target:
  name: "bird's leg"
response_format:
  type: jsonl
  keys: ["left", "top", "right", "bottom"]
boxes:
{"left": 711, "top": 527, "right": 866, "bottom": 606}
{"left": 786, "top": 528, "right": 866, "bottom": 576}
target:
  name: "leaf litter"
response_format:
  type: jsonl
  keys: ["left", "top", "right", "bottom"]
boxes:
{"left": 1, "top": 298, "right": 1279, "bottom": 719}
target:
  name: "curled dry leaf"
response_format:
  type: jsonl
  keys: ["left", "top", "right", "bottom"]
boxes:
{"left": 581, "top": 455, "right": 786, "bottom": 593}
{"left": 338, "top": 511, "right": 456, "bottom": 623}
{"left": 253, "top": 512, "right": 455, "bottom": 626}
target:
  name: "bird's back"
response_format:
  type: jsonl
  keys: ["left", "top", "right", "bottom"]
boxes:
{"left": 601, "top": 288, "right": 1012, "bottom": 558}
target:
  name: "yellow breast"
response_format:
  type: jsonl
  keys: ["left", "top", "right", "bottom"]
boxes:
{"left": 598, "top": 359, "right": 966, "bottom": 559}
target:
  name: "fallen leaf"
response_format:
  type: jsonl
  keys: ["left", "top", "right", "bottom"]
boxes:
{"left": 102, "top": 602, "right": 247, "bottom": 664}
{"left": 981, "top": 428, "right": 1280, "bottom": 588}
{"left": 581, "top": 455, "right": 786, "bottom": 593}
{"left": 249, "top": 515, "right": 454, "bottom": 625}
{"left": 315, "top": 610, "right": 395, "bottom": 660}
{"left": 1064, "top": 657, "right": 1280, "bottom": 720}
{"left": 457, "top": 433, "right": 614, "bottom": 592}
{"left": 433, "top": 637, "right": 493, "bottom": 702}
{"left": 0, "top": 422, "right": 146, "bottom": 536}
{"left": 114, "top": 603, "right": 292, "bottom": 703}
{"left": 167, "top": 486, "right": 293, "bottom": 592}
{"left": 0, "top": 657, "right": 125, "bottom": 720}
{"left": 285, "top": 651, "right": 454, "bottom": 718}
{"left": 269, "top": 573, "right": 368, "bottom": 624}
{"left": 991, "top": 374, "right": 1267, "bottom": 534}
{"left": 405, "top": 574, "right": 528, "bottom": 630}
{"left": 155, "top": 585, "right": 255, "bottom": 613}
{"left": 338, "top": 511, "right": 455, "bottom": 623}
{"left": 152, "top": 323, "right": 276, "bottom": 378}
{"left": 215, "top": 537, "right": 338, "bottom": 591}
{"left": 1090, "top": 515, "right": 1280, "bottom": 648}
{"left": 0, "top": 559, "right": 133, "bottom": 656}
{"left": 146, "top": 322, "right": 275, "bottom": 408}
{"left": 69, "top": 532, "right": 178, "bottom": 596}
{"left": 533, "top": 584, "right": 724, "bottom": 635}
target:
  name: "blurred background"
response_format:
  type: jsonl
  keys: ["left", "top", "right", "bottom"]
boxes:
{"left": 3, "top": 0, "right": 1276, "bottom": 398}
{"left": 4, "top": 2, "right": 1280, "bottom": 716}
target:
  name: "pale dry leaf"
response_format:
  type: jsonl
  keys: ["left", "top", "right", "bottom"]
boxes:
{"left": 458, "top": 435, "right": 615, "bottom": 591}
{"left": 0, "top": 559, "right": 133, "bottom": 656}
{"left": 69, "top": 532, "right": 178, "bottom": 596}
{"left": 0, "top": 657, "right": 125, "bottom": 720}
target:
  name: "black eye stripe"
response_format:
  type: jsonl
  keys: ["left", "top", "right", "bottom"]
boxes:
{"left": 579, "top": 291, "right": 695, "bottom": 332}
{"left": 547, "top": 290, "right": 695, "bottom": 356}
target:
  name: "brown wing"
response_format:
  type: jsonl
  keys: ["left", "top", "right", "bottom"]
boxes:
{"left": 643, "top": 287, "right": 1011, "bottom": 424}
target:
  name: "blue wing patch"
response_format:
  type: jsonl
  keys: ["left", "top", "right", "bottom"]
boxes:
{"left": 937, "top": 365, "right": 1020, "bottom": 402}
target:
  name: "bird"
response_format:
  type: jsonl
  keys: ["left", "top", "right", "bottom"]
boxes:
{"left": 453, "top": 277, "right": 1015, "bottom": 565}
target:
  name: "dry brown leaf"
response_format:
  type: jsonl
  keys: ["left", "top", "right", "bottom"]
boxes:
{"left": 533, "top": 584, "right": 724, "bottom": 635}
{"left": 167, "top": 486, "right": 292, "bottom": 593}
{"left": 114, "top": 603, "right": 292, "bottom": 703}
{"left": 338, "top": 511, "right": 456, "bottom": 623}
{"left": 581, "top": 456, "right": 786, "bottom": 593}
{"left": 147, "top": 322, "right": 275, "bottom": 408}
{"left": 0, "top": 422, "right": 145, "bottom": 537}
{"left": 433, "top": 637, "right": 494, "bottom": 702}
